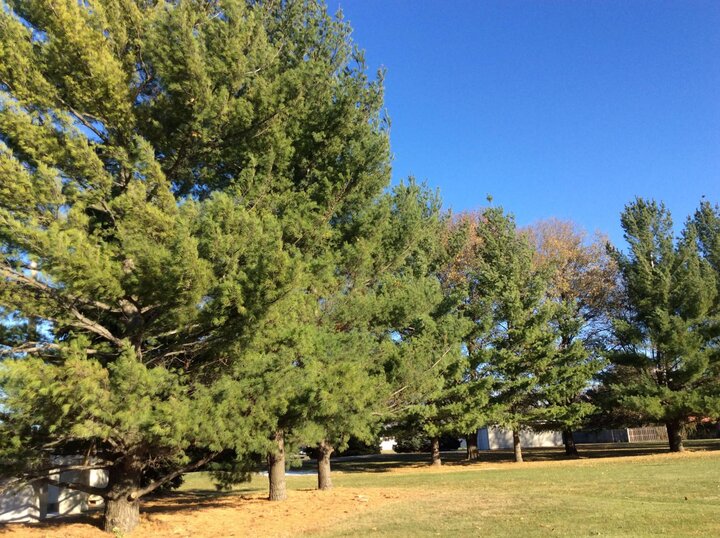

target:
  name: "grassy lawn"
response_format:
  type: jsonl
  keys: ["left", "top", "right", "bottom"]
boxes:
{"left": 180, "top": 440, "right": 720, "bottom": 537}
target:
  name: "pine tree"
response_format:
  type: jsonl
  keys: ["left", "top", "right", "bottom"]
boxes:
{"left": 527, "top": 219, "right": 618, "bottom": 456}
{"left": 358, "top": 182, "right": 484, "bottom": 468}
{"left": 694, "top": 201, "right": 720, "bottom": 303}
{"left": 607, "top": 198, "right": 720, "bottom": 452}
{"left": 467, "top": 207, "right": 556, "bottom": 463}
{"left": 0, "top": 0, "right": 389, "bottom": 532}
{"left": 296, "top": 182, "right": 438, "bottom": 488}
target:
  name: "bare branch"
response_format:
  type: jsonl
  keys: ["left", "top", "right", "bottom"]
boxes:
{"left": 68, "top": 306, "right": 124, "bottom": 347}
{"left": 45, "top": 478, "right": 108, "bottom": 497}
{"left": 0, "top": 342, "right": 61, "bottom": 356}
{"left": 0, "top": 463, "right": 111, "bottom": 496}
{"left": 132, "top": 452, "right": 219, "bottom": 499}
{"left": 55, "top": 96, "right": 109, "bottom": 144}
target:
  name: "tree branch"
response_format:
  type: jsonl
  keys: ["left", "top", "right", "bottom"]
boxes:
{"left": 1, "top": 264, "right": 117, "bottom": 313}
{"left": 45, "top": 478, "right": 108, "bottom": 497}
{"left": 0, "top": 342, "right": 61, "bottom": 356}
{"left": 131, "top": 452, "right": 219, "bottom": 499}
{"left": 69, "top": 306, "right": 124, "bottom": 347}
{"left": 55, "top": 96, "right": 109, "bottom": 144}
{"left": 0, "top": 463, "right": 111, "bottom": 496}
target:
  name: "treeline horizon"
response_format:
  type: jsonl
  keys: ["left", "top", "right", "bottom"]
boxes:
{"left": 0, "top": 0, "right": 718, "bottom": 535}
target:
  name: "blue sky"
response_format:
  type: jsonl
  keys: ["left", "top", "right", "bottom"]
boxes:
{"left": 331, "top": 0, "right": 720, "bottom": 246}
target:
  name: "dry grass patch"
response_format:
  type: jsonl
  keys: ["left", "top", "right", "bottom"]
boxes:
{"left": 0, "top": 487, "right": 409, "bottom": 537}
{"left": 3, "top": 444, "right": 720, "bottom": 537}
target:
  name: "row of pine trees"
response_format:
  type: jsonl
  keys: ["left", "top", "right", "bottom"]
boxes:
{"left": 1, "top": 0, "right": 719, "bottom": 533}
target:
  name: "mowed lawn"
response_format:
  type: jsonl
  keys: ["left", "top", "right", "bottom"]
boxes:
{"left": 7, "top": 442, "right": 720, "bottom": 537}
{"left": 181, "top": 441, "right": 720, "bottom": 538}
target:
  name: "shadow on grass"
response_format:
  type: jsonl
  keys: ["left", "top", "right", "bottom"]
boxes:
{"left": 11, "top": 440, "right": 719, "bottom": 532}
{"left": 141, "top": 490, "right": 255, "bottom": 516}
{"left": 7, "top": 489, "right": 259, "bottom": 531}
{"left": 5, "top": 512, "right": 102, "bottom": 532}
{"left": 315, "top": 439, "right": 720, "bottom": 473}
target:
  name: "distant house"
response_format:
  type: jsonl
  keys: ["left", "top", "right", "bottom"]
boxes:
{"left": 0, "top": 457, "right": 107, "bottom": 524}
{"left": 476, "top": 426, "right": 563, "bottom": 450}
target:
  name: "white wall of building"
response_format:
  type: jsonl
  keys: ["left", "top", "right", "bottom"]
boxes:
{"left": 0, "top": 483, "right": 46, "bottom": 523}
{"left": 0, "top": 459, "right": 108, "bottom": 523}
{"left": 477, "top": 426, "right": 563, "bottom": 450}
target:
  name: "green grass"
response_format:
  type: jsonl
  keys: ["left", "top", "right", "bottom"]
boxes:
{"left": 179, "top": 441, "right": 720, "bottom": 537}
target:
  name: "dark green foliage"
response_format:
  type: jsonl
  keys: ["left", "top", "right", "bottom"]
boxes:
{"left": 466, "top": 208, "right": 557, "bottom": 438}
{"left": 393, "top": 431, "right": 461, "bottom": 453}
{"left": 605, "top": 198, "right": 720, "bottom": 451}
{"left": 0, "top": 0, "right": 389, "bottom": 531}
{"left": 694, "top": 201, "right": 720, "bottom": 309}
{"left": 333, "top": 437, "right": 380, "bottom": 457}
{"left": 369, "top": 184, "right": 488, "bottom": 464}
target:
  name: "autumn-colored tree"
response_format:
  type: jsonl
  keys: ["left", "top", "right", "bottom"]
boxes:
{"left": 526, "top": 219, "right": 619, "bottom": 455}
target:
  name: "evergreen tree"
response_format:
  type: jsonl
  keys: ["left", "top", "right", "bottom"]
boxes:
{"left": 694, "top": 201, "right": 720, "bottom": 303}
{"left": 302, "top": 328, "right": 382, "bottom": 491}
{"left": 313, "top": 181, "right": 480, "bottom": 468}
{"left": 527, "top": 219, "right": 618, "bottom": 456}
{"left": 0, "top": 0, "right": 389, "bottom": 532}
{"left": 607, "top": 198, "right": 720, "bottom": 452}
{"left": 467, "top": 207, "right": 556, "bottom": 463}
{"left": 296, "top": 182, "right": 441, "bottom": 488}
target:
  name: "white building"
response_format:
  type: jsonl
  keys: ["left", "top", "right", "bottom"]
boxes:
{"left": 0, "top": 458, "right": 107, "bottom": 523}
{"left": 0, "top": 482, "right": 46, "bottom": 523}
{"left": 476, "top": 426, "right": 563, "bottom": 450}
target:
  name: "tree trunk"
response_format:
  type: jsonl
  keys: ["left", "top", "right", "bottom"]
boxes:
{"left": 103, "top": 496, "right": 140, "bottom": 534}
{"left": 102, "top": 462, "right": 142, "bottom": 534}
{"left": 666, "top": 420, "right": 685, "bottom": 452}
{"left": 430, "top": 436, "right": 441, "bottom": 466}
{"left": 562, "top": 428, "right": 579, "bottom": 457}
{"left": 466, "top": 432, "right": 478, "bottom": 460}
{"left": 317, "top": 440, "right": 334, "bottom": 491}
{"left": 267, "top": 430, "right": 287, "bottom": 501}
{"left": 513, "top": 428, "right": 523, "bottom": 463}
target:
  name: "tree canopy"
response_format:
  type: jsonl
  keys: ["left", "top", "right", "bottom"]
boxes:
{"left": 604, "top": 198, "right": 720, "bottom": 452}
{"left": 0, "top": 0, "right": 389, "bottom": 532}
{"left": 0, "top": 1, "right": 718, "bottom": 534}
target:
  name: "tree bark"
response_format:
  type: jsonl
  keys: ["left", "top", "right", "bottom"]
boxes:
{"left": 666, "top": 420, "right": 685, "bottom": 452}
{"left": 316, "top": 440, "right": 334, "bottom": 491}
{"left": 562, "top": 428, "right": 579, "bottom": 457}
{"left": 430, "top": 436, "right": 441, "bottom": 466}
{"left": 103, "top": 496, "right": 140, "bottom": 534}
{"left": 102, "top": 461, "right": 142, "bottom": 534}
{"left": 466, "top": 432, "right": 478, "bottom": 460}
{"left": 267, "top": 430, "right": 287, "bottom": 501}
{"left": 513, "top": 429, "right": 523, "bottom": 463}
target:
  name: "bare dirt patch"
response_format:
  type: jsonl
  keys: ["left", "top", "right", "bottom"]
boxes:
{"left": 0, "top": 487, "right": 408, "bottom": 537}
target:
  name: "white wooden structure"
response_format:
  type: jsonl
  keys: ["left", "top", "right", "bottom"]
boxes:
{"left": 0, "top": 457, "right": 107, "bottom": 523}
{"left": 379, "top": 437, "right": 397, "bottom": 452}
{"left": 0, "top": 483, "right": 46, "bottom": 523}
{"left": 477, "top": 426, "right": 563, "bottom": 450}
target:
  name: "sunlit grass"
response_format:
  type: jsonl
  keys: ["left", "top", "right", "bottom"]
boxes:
{"left": 179, "top": 440, "right": 720, "bottom": 537}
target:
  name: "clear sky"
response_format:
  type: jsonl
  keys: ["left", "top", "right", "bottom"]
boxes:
{"left": 331, "top": 0, "right": 720, "bottom": 246}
